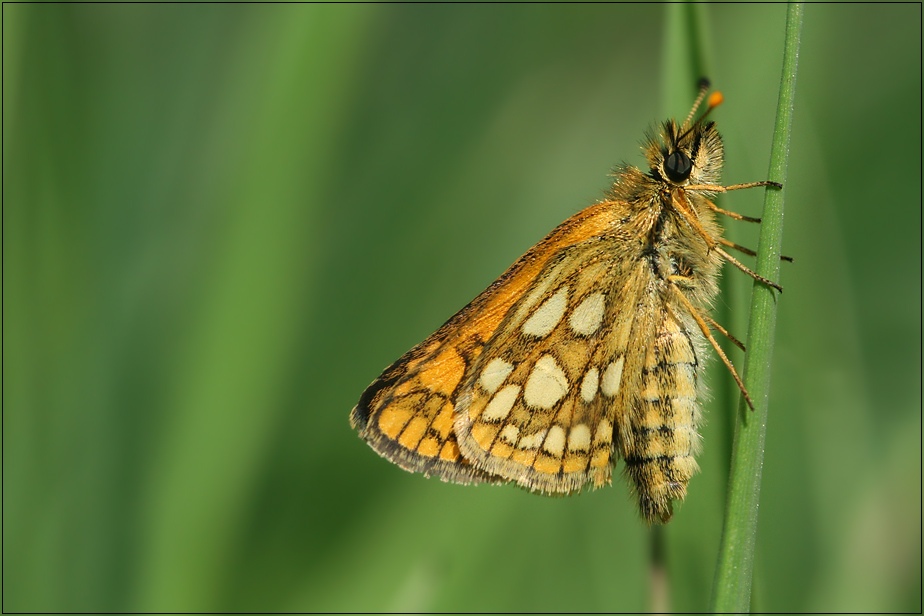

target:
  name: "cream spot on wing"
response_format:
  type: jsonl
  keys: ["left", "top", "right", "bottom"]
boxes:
{"left": 580, "top": 367, "right": 599, "bottom": 403}
{"left": 569, "top": 292, "right": 606, "bottom": 336}
{"left": 594, "top": 418, "right": 613, "bottom": 444}
{"left": 568, "top": 424, "right": 591, "bottom": 452}
{"left": 518, "top": 429, "right": 547, "bottom": 450}
{"left": 601, "top": 357, "right": 625, "bottom": 397}
{"left": 500, "top": 424, "right": 520, "bottom": 444}
{"left": 523, "top": 354, "right": 569, "bottom": 409}
{"left": 482, "top": 385, "right": 520, "bottom": 422}
{"left": 543, "top": 425, "right": 566, "bottom": 457}
{"left": 479, "top": 358, "right": 513, "bottom": 393}
{"left": 522, "top": 286, "right": 569, "bottom": 338}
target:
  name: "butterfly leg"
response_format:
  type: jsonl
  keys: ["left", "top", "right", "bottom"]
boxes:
{"left": 669, "top": 284, "right": 755, "bottom": 411}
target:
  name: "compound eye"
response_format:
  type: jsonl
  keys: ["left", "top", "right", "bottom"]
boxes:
{"left": 664, "top": 150, "right": 693, "bottom": 182}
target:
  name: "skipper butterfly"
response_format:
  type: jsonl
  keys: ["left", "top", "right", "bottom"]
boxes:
{"left": 350, "top": 79, "right": 782, "bottom": 523}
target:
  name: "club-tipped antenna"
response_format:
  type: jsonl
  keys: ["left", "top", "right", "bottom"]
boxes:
{"left": 679, "top": 80, "right": 725, "bottom": 142}
{"left": 682, "top": 78, "right": 712, "bottom": 128}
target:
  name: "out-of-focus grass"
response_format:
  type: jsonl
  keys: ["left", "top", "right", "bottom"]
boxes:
{"left": 3, "top": 4, "right": 920, "bottom": 613}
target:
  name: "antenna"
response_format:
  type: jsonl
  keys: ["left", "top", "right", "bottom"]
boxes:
{"left": 682, "top": 78, "right": 712, "bottom": 128}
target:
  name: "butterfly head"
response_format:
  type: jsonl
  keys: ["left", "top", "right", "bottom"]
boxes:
{"left": 646, "top": 80, "right": 725, "bottom": 188}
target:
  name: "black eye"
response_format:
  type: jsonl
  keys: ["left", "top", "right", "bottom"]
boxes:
{"left": 664, "top": 150, "right": 692, "bottom": 182}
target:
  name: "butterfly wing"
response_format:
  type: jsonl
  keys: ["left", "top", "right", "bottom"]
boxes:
{"left": 350, "top": 200, "right": 634, "bottom": 486}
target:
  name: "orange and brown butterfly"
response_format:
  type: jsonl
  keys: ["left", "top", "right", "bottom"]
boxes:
{"left": 350, "top": 79, "right": 782, "bottom": 524}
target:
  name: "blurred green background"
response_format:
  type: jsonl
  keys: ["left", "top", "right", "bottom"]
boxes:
{"left": 4, "top": 3, "right": 920, "bottom": 613}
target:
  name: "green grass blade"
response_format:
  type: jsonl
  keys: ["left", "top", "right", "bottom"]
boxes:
{"left": 710, "top": 3, "right": 804, "bottom": 612}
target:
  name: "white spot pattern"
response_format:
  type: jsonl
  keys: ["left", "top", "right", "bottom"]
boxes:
{"left": 569, "top": 292, "right": 606, "bottom": 335}
{"left": 523, "top": 354, "right": 569, "bottom": 409}
{"left": 518, "top": 429, "right": 547, "bottom": 450}
{"left": 482, "top": 385, "right": 520, "bottom": 421}
{"left": 479, "top": 358, "right": 513, "bottom": 393}
{"left": 568, "top": 424, "right": 591, "bottom": 451}
{"left": 580, "top": 367, "right": 599, "bottom": 403}
{"left": 500, "top": 424, "right": 520, "bottom": 444}
{"left": 543, "top": 425, "right": 566, "bottom": 456}
{"left": 601, "top": 357, "right": 625, "bottom": 397}
{"left": 594, "top": 418, "right": 613, "bottom": 443}
{"left": 522, "top": 286, "right": 569, "bottom": 338}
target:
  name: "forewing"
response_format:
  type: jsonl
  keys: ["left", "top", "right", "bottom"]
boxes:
{"left": 350, "top": 201, "right": 630, "bottom": 486}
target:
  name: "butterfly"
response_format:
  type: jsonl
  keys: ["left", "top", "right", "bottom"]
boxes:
{"left": 350, "top": 79, "right": 782, "bottom": 523}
